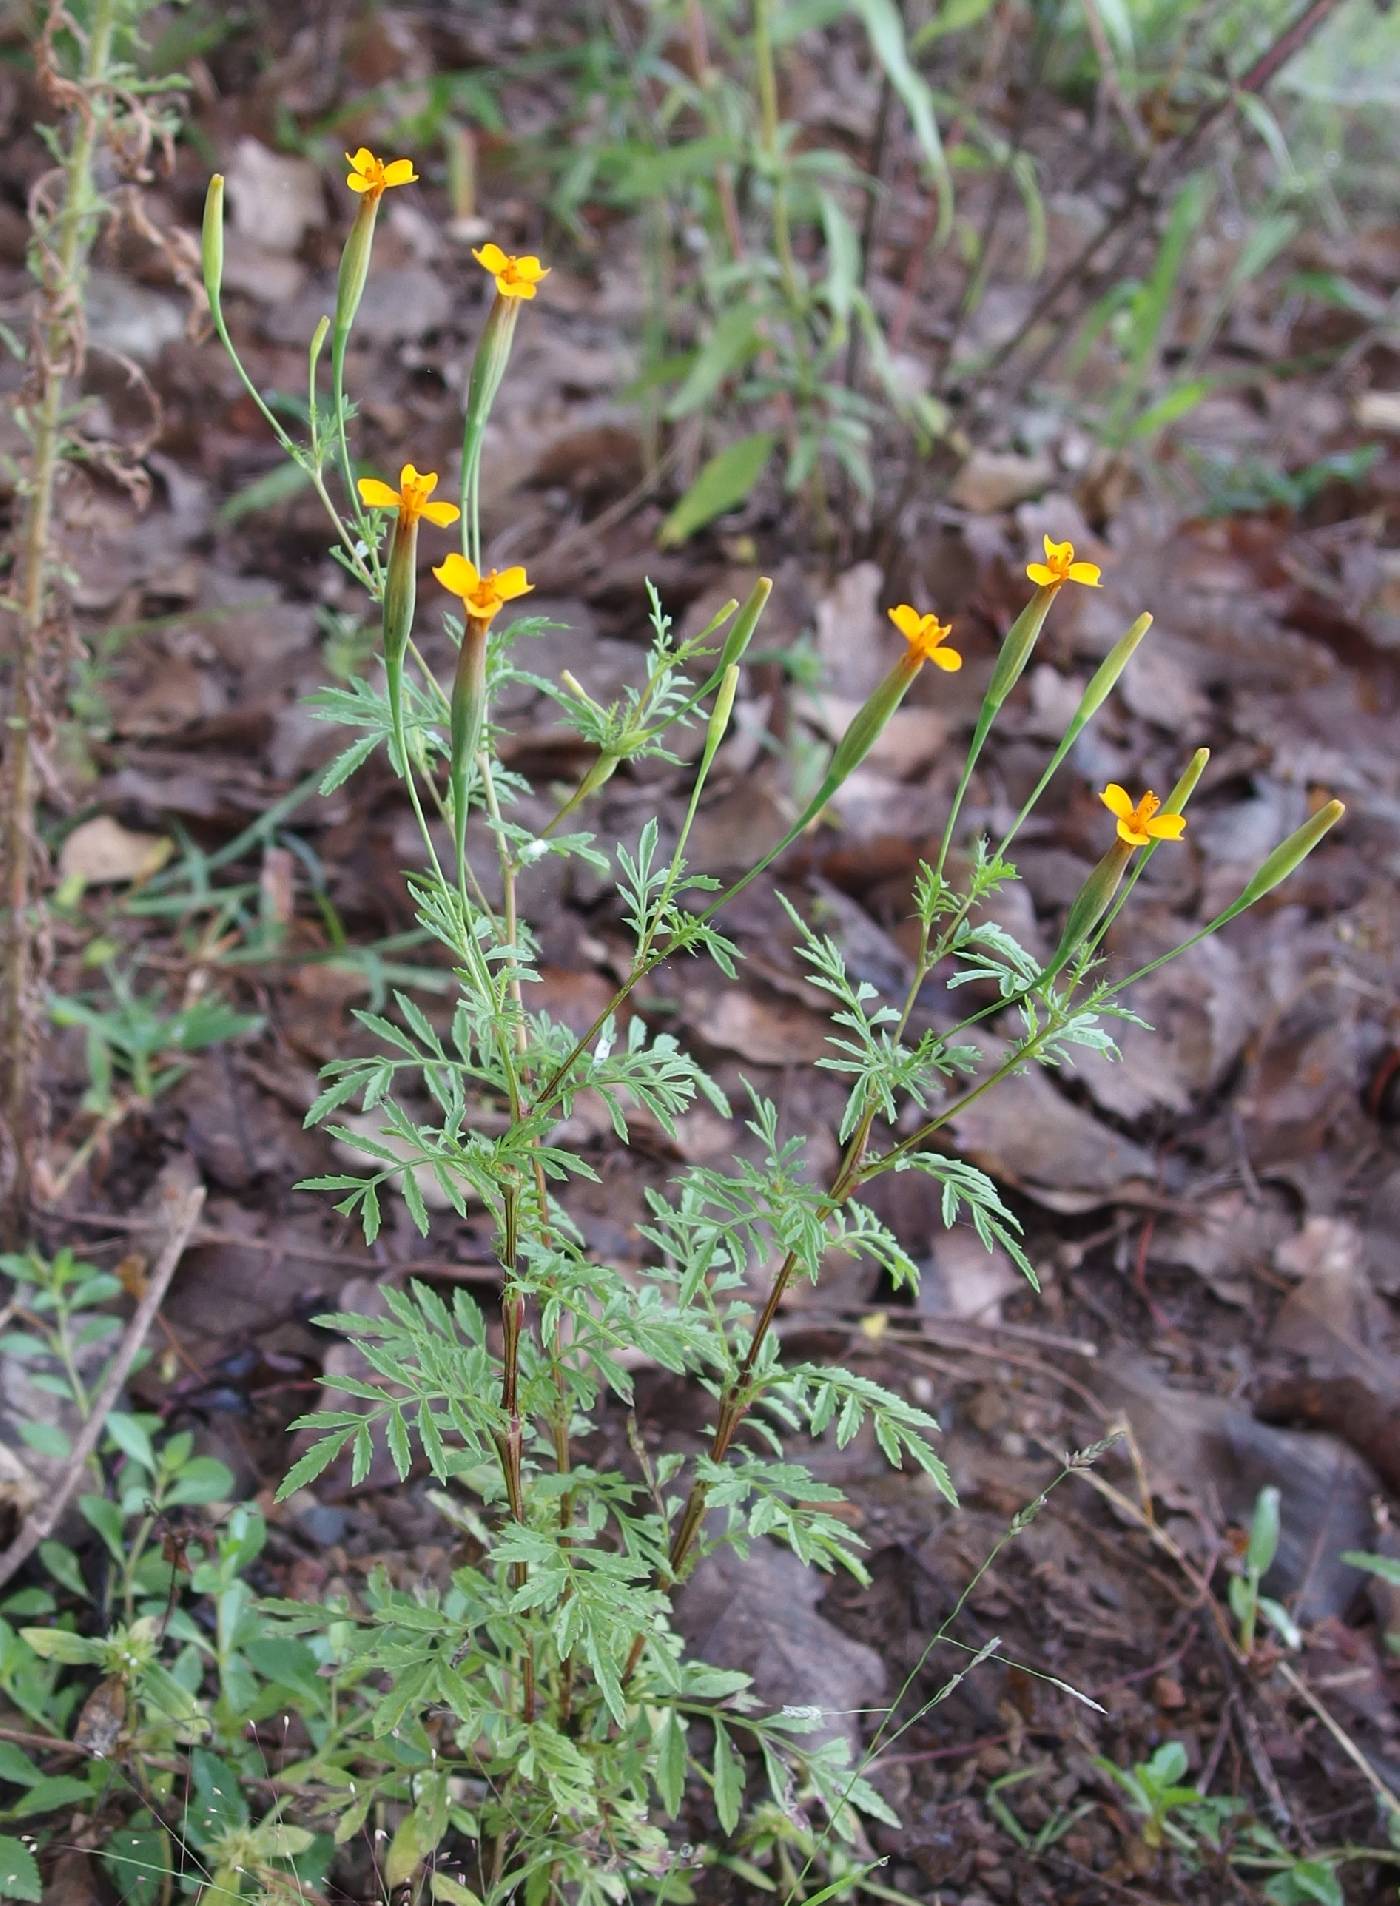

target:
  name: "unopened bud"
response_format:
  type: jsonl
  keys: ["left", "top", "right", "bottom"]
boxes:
{"left": 1161, "top": 746, "right": 1209, "bottom": 819}
{"left": 718, "top": 578, "right": 771, "bottom": 673}
{"left": 449, "top": 621, "right": 491, "bottom": 877}
{"left": 1046, "top": 839, "right": 1135, "bottom": 980}
{"left": 1073, "top": 614, "right": 1152, "bottom": 735}
{"left": 984, "top": 586, "right": 1059, "bottom": 713}
{"left": 1001, "top": 615, "right": 1156, "bottom": 854}
{"left": 382, "top": 521, "right": 418, "bottom": 673}
{"left": 334, "top": 196, "right": 378, "bottom": 343}
{"left": 1232, "top": 799, "right": 1345, "bottom": 914}
{"left": 701, "top": 665, "right": 740, "bottom": 772}
{"left": 826, "top": 652, "right": 920, "bottom": 791}
{"left": 202, "top": 175, "right": 225, "bottom": 310}
{"left": 310, "top": 313, "right": 330, "bottom": 372}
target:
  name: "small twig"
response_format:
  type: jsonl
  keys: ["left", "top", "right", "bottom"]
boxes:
{"left": 1276, "top": 1659, "right": 1400, "bottom": 1826}
{"left": 934, "top": 0, "right": 1062, "bottom": 382}
{"left": 1078, "top": 0, "right": 1148, "bottom": 154}
{"left": 975, "top": 0, "right": 1348, "bottom": 397}
{"left": 0, "top": 1180, "right": 204, "bottom": 1590}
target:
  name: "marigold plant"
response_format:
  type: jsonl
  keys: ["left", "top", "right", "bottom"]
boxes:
{"left": 178, "top": 152, "right": 1351, "bottom": 1899}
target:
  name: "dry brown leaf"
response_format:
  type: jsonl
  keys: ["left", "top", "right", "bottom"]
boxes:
{"left": 57, "top": 815, "right": 173, "bottom": 888}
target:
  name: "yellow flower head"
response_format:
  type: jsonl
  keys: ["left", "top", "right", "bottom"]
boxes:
{"left": 434, "top": 552, "right": 533, "bottom": 627}
{"left": 345, "top": 148, "right": 417, "bottom": 200}
{"left": 888, "top": 603, "right": 961, "bottom": 672}
{"left": 1027, "top": 535, "right": 1101, "bottom": 591}
{"left": 472, "top": 242, "right": 550, "bottom": 301}
{"left": 357, "top": 464, "right": 460, "bottom": 530}
{"left": 1100, "top": 784, "right": 1187, "bottom": 848}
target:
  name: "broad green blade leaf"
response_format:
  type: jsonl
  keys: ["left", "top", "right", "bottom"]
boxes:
{"left": 665, "top": 306, "right": 764, "bottom": 420}
{"left": 850, "top": 0, "right": 953, "bottom": 237}
{"left": 659, "top": 432, "right": 777, "bottom": 545}
{"left": 0, "top": 1836, "right": 41, "bottom": 1902}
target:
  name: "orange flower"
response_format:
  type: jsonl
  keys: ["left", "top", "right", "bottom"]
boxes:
{"left": 1100, "top": 784, "right": 1187, "bottom": 847}
{"left": 357, "top": 464, "right": 460, "bottom": 530}
{"left": 434, "top": 553, "right": 532, "bottom": 627}
{"left": 1027, "top": 535, "right": 1101, "bottom": 591}
{"left": 472, "top": 242, "right": 550, "bottom": 301}
{"left": 888, "top": 604, "right": 961, "bottom": 672}
{"left": 345, "top": 148, "right": 417, "bottom": 200}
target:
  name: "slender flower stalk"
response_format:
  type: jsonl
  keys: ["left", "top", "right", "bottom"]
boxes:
{"left": 997, "top": 613, "right": 1152, "bottom": 858}
{"left": 202, "top": 176, "right": 376, "bottom": 590}
{"left": 330, "top": 151, "right": 417, "bottom": 556}
{"left": 460, "top": 244, "right": 547, "bottom": 566}
{"left": 933, "top": 536, "right": 1104, "bottom": 885}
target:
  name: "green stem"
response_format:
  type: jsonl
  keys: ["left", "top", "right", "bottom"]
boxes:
{"left": 859, "top": 1024, "right": 1059, "bottom": 1182}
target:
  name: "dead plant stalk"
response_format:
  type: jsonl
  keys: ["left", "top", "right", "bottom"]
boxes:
{"left": 1, "top": 0, "right": 119, "bottom": 1243}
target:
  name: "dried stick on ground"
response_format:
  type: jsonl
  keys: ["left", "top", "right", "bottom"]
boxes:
{"left": 0, "top": 1180, "right": 204, "bottom": 1591}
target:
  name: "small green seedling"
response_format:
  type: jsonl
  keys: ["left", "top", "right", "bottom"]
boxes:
{"left": 1230, "top": 1486, "right": 1302, "bottom": 1657}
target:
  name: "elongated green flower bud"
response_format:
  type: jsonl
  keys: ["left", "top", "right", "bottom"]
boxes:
{"left": 380, "top": 520, "right": 418, "bottom": 777}
{"left": 1230, "top": 800, "right": 1345, "bottom": 915}
{"left": 826, "top": 652, "right": 921, "bottom": 792}
{"left": 334, "top": 196, "right": 378, "bottom": 344}
{"left": 202, "top": 175, "right": 225, "bottom": 311}
{"left": 382, "top": 522, "right": 417, "bottom": 672}
{"left": 1162, "top": 746, "right": 1209, "bottom": 817}
{"left": 701, "top": 665, "right": 740, "bottom": 774}
{"left": 464, "top": 296, "right": 520, "bottom": 428}
{"left": 1046, "top": 839, "right": 1135, "bottom": 979}
{"left": 1074, "top": 613, "right": 1152, "bottom": 734}
{"left": 984, "top": 585, "right": 1058, "bottom": 712}
{"left": 935, "top": 585, "right": 1059, "bottom": 880}
{"left": 460, "top": 296, "right": 522, "bottom": 560}
{"left": 718, "top": 577, "right": 771, "bottom": 673}
{"left": 1000, "top": 614, "right": 1154, "bottom": 855}
{"left": 450, "top": 619, "right": 490, "bottom": 881}
{"left": 309, "top": 314, "right": 330, "bottom": 374}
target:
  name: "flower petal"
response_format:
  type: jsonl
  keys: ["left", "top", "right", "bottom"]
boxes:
{"left": 1119, "top": 824, "right": 1151, "bottom": 846}
{"left": 929, "top": 647, "right": 962, "bottom": 672}
{"left": 434, "top": 553, "right": 480, "bottom": 595}
{"left": 1145, "top": 813, "right": 1186, "bottom": 840}
{"left": 517, "top": 257, "right": 548, "bottom": 281}
{"left": 422, "top": 500, "right": 461, "bottom": 527}
{"left": 888, "top": 604, "right": 922, "bottom": 640}
{"left": 348, "top": 147, "right": 376, "bottom": 173}
{"left": 473, "top": 242, "right": 508, "bottom": 274}
{"left": 1026, "top": 563, "right": 1058, "bottom": 587}
{"left": 509, "top": 281, "right": 537, "bottom": 299}
{"left": 1099, "top": 783, "right": 1134, "bottom": 821}
{"left": 1068, "top": 561, "right": 1102, "bottom": 587}
{"left": 494, "top": 566, "right": 532, "bottom": 600}
{"left": 346, "top": 173, "right": 373, "bottom": 193}
{"left": 357, "top": 478, "right": 402, "bottom": 509}
{"left": 1044, "top": 534, "right": 1072, "bottom": 563}
{"left": 382, "top": 158, "right": 417, "bottom": 187}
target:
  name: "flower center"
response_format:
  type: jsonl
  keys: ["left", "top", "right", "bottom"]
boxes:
{"left": 1131, "top": 791, "right": 1160, "bottom": 829}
